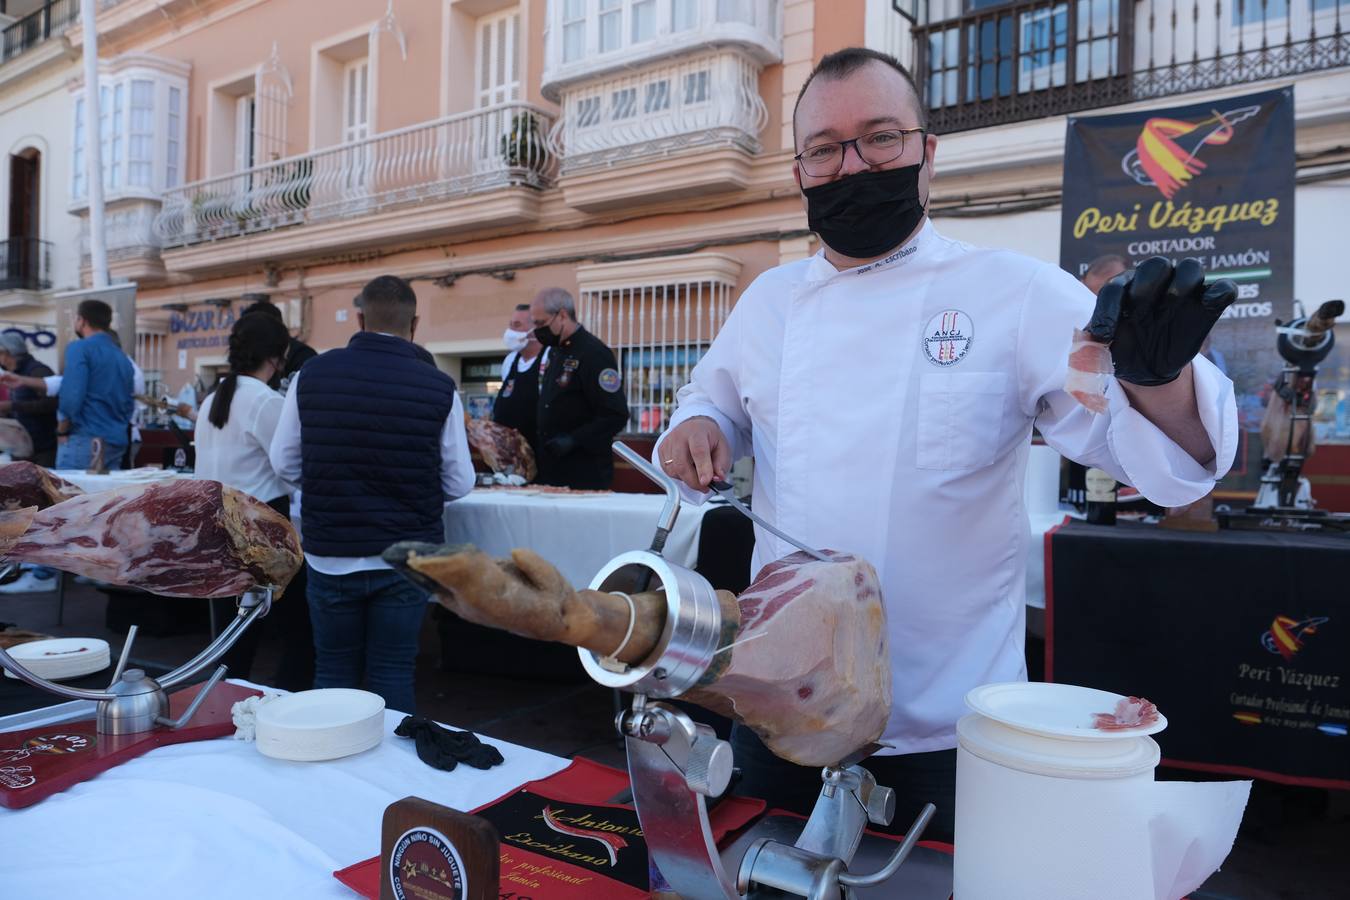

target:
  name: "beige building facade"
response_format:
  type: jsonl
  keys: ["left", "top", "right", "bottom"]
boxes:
{"left": 5, "top": 0, "right": 1346, "bottom": 441}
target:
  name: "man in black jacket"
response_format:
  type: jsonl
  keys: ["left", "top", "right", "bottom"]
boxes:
{"left": 529, "top": 288, "right": 629, "bottom": 489}
{"left": 0, "top": 333, "right": 58, "bottom": 466}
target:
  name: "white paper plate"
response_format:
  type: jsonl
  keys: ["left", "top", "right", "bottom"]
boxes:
{"left": 4, "top": 638, "right": 111, "bottom": 681}
{"left": 965, "top": 682, "right": 1167, "bottom": 741}
{"left": 254, "top": 688, "right": 385, "bottom": 762}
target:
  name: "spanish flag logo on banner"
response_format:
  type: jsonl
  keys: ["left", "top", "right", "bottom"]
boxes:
{"left": 1260, "top": 615, "right": 1330, "bottom": 661}
{"left": 1121, "top": 104, "right": 1261, "bottom": 199}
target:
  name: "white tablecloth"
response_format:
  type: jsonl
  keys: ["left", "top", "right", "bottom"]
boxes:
{"left": 51, "top": 467, "right": 188, "bottom": 494}
{"left": 0, "top": 682, "right": 569, "bottom": 899}
{"left": 444, "top": 489, "right": 709, "bottom": 589}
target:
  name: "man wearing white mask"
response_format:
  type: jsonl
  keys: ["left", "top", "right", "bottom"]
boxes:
{"left": 655, "top": 47, "right": 1238, "bottom": 840}
{"left": 492, "top": 303, "right": 548, "bottom": 454}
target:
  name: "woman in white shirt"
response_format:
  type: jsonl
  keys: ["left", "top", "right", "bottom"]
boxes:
{"left": 195, "top": 313, "right": 311, "bottom": 688}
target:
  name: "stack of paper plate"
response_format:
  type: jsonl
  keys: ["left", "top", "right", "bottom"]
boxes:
{"left": 3, "top": 638, "right": 111, "bottom": 681}
{"left": 254, "top": 688, "right": 385, "bottom": 762}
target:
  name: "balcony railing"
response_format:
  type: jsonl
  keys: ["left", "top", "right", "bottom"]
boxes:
{"left": 1, "top": 0, "right": 78, "bottom": 64}
{"left": 0, "top": 237, "right": 52, "bottom": 292}
{"left": 549, "top": 50, "right": 768, "bottom": 172}
{"left": 153, "top": 102, "right": 557, "bottom": 248}
{"left": 914, "top": 0, "right": 1350, "bottom": 134}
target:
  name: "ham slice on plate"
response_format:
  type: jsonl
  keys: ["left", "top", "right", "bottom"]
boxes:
{"left": 0, "top": 479, "right": 303, "bottom": 598}
{"left": 1091, "top": 696, "right": 1159, "bottom": 731}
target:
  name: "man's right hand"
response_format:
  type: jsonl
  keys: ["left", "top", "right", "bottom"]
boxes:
{"left": 659, "top": 416, "right": 731, "bottom": 491}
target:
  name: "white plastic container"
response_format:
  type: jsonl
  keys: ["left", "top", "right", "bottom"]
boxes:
{"left": 254, "top": 688, "right": 385, "bottom": 762}
{"left": 954, "top": 683, "right": 1164, "bottom": 900}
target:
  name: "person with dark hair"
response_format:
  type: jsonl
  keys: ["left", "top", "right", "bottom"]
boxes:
{"left": 55, "top": 299, "right": 134, "bottom": 470}
{"left": 654, "top": 47, "right": 1239, "bottom": 839}
{"left": 239, "top": 295, "right": 317, "bottom": 391}
{"left": 529, "top": 287, "right": 628, "bottom": 488}
{"left": 195, "top": 313, "right": 311, "bottom": 684}
{"left": 492, "top": 302, "right": 548, "bottom": 453}
{"left": 1082, "top": 253, "right": 1128, "bottom": 294}
{"left": 268, "top": 274, "right": 475, "bottom": 713}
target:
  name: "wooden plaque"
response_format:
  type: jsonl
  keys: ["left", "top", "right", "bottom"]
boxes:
{"left": 381, "top": 796, "right": 499, "bottom": 900}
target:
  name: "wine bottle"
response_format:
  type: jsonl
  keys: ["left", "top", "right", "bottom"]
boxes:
{"left": 1084, "top": 467, "right": 1117, "bottom": 526}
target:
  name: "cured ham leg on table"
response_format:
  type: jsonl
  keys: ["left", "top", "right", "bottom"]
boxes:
{"left": 465, "top": 418, "right": 537, "bottom": 481}
{"left": 0, "top": 480, "right": 303, "bottom": 598}
{"left": 385, "top": 542, "right": 891, "bottom": 767}
{"left": 0, "top": 462, "right": 83, "bottom": 511}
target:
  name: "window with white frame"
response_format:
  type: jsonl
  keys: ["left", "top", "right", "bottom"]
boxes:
{"left": 234, "top": 94, "right": 257, "bottom": 172}
{"left": 476, "top": 9, "right": 521, "bottom": 107}
{"left": 578, "top": 265, "right": 736, "bottom": 435}
{"left": 670, "top": 0, "right": 697, "bottom": 31}
{"left": 71, "top": 68, "right": 188, "bottom": 201}
{"left": 342, "top": 59, "right": 371, "bottom": 143}
{"left": 563, "top": 0, "right": 587, "bottom": 63}
{"left": 558, "top": 0, "right": 752, "bottom": 63}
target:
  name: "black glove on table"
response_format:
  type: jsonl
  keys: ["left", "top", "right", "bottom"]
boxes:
{"left": 543, "top": 434, "right": 577, "bottom": 457}
{"left": 395, "top": 715, "right": 505, "bottom": 772}
{"left": 1085, "top": 256, "right": 1238, "bottom": 386}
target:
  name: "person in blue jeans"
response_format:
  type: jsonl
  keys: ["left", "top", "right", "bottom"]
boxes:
{"left": 55, "top": 299, "right": 133, "bottom": 471}
{"left": 268, "top": 275, "right": 476, "bottom": 714}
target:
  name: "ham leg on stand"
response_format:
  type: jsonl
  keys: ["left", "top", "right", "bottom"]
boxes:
{"left": 385, "top": 542, "right": 891, "bottom": 767}
{"left": 0, "top": 479, "right": 303, "bottom": 598}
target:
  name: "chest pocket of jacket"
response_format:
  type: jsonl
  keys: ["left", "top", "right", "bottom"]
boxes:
{"left": 916, "top": 372, "right": 1008, "bottom": 470}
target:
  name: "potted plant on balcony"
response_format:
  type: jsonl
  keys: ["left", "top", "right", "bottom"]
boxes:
{"left": 500, "top": 111, "right": 548, "bottom": 180}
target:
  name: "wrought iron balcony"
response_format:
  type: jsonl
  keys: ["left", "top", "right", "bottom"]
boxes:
{"left": 153, "top": 102, "right": 557, "bottom": 249}
{"left": 1, "top": 0, "right": 78, "bottom": 64}
{"left": 913, "top": 0, "right": 1350, "bottom": 134}
{"left": 0, "top": 237, "right": 52, "bottom": 292}
{"left": 549, "top": 49, "right": 769, "bottom": 173}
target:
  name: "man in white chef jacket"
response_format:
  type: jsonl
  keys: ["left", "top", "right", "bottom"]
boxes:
{"left": 655, "top": 48, "right": 1238, "bottom": 841}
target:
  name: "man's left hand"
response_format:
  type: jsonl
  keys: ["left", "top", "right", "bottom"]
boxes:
{"left": 1085, "top": 256, "right": 1237, "bottom": 385}
{"left": 544, "top": 434, "right": 576, "bottom": 458}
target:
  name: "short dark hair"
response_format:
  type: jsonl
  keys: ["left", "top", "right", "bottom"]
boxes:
{"left": 792, "top": 47, "right": 926, "bottom": 148}
{"left": 355, "top": 275, "right": 417, "bottom": 333}
{"left": 77, "top": 299, "right": 113, "bottom": 330}
{"left": 1085, "top": 254, "right": 1128, "bottom": 279}
{"left": 514, "top": 303, "right": 531, "bottom": 312}
{"left": 241, "top": 298, "right": 284, "bottom": 322}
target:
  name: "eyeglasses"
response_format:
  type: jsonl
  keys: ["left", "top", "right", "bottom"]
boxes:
{"left": 794, "top": 127, "right": 926, "bottom": 177}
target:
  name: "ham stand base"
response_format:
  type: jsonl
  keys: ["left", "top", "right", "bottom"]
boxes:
{"left": 0, "top": 587, "right": 274, "bottom": 808}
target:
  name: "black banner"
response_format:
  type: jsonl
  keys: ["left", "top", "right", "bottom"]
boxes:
{"left": 1048, "top": 521, "right": 1350, "bottom": 789}
{"left": 1061, "top": 89, "right": 1296, "bottom": 481}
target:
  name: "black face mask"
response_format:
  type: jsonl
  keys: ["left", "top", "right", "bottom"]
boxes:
{"left": 534, "top": 323, "right": 561, "bottom": 347}
{"left": 802, "top": 164, "right": 926, "bottom": 260}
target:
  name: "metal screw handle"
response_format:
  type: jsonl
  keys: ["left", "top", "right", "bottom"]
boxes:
{"left": 612, "top": 441, "right": 680, "bottom": 555}
{"left": 837, "top": 802, "right": 936, "bottom": 889}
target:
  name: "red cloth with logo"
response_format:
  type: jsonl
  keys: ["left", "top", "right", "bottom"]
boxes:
{"left": 334, "top": 756, "right": 766, "bottom": 899}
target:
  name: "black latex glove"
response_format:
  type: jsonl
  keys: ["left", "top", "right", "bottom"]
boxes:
{"left": 1085, "top": 256, "right": 1237, "bottom": 386}
{"left": 543, "top": 434, "right": 577, "bottom": 458}
{"left": 394, "top": 715, "right": 505, "bottom": 772}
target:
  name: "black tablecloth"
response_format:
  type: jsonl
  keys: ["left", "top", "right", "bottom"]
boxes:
{"left": 1047, "top": 520, "right": 1350, "bottom": 788}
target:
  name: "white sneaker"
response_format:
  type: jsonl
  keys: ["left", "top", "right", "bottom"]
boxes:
{"left": 0, "top": 571, "right": 58, "bottom": 594}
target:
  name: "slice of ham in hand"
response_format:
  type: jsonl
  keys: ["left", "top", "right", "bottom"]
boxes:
{"left": 1066, "top": 328, "right": 1113, "bottom": 414}
{"left": 1091, "top": 696, "right": 1159, "bottom": 731}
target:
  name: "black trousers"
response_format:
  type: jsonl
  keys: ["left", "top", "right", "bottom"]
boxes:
{"left": 729, "top": 724, "right": 957, "bottom": 844}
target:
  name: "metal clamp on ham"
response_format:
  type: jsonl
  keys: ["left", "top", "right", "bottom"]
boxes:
{"left": 386, "top": 442, "right": 936, "bottom": 900}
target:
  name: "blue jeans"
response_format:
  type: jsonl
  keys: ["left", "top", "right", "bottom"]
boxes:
{"left": 306, "top": 565, "right": 427, "bottom": 714}
{"left": 56, "top": 434, "right": 125, "bottom": 471}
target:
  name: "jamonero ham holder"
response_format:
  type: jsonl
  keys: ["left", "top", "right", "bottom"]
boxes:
{"left": 0, "top": 477, "right": 304, "bottom": 808}
{"left": 384, "top": 442, "right": 942, "bottom": 900}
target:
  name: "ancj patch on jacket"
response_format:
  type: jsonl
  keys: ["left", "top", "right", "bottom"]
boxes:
{"left": 923, "top": 309, "right": 973, "bottom": 366}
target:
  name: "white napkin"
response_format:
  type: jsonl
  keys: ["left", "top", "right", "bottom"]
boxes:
{"left": 230, "top": 693, "right": 282, "bottom": 741}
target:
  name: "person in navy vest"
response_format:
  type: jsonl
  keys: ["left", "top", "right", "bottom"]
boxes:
{"left": 269, "top": 275, "right": 475, "bottom": 713}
